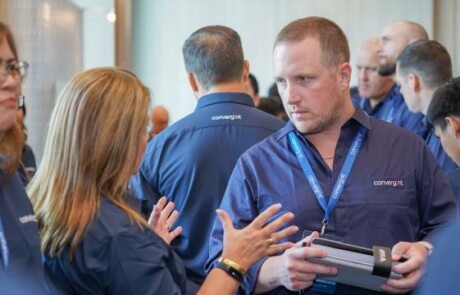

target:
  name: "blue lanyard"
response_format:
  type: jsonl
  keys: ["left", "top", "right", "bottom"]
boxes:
{"left": 288, "top": 126, "right": 366, "bottom": 235}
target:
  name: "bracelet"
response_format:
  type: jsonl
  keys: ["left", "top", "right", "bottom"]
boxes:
{"left": 216, "top": 257, "right": 247, "bottom": 282}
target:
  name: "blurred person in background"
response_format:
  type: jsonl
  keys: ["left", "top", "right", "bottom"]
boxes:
{"left": 150, "top": 105, "right": 170, "bottom": 138}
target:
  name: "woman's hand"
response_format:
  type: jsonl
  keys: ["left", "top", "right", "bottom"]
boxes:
{"left": 218, "top": 203, "right": 298, "bottom": 271}
{"left": 148, "top": 196, "right": 182, "bottom": 245}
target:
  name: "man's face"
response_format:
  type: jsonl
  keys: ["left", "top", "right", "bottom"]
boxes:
{"left": 435, "top": 124, "right": 460, "bottom": 165}
{"left": 378, "top": 24, "right": 410, "bottom": 75}
{"left": 273, "top": 37, "right": 345, "bottom": 134}
{"left": 356, "top": 43, "right": 394, "bottom": 100}
{"left": 395, "top": 64, "right": 421, "bottom": 113}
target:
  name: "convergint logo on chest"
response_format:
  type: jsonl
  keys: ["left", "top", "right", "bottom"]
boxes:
{"left": 373, "top": 179, "right": 404, "bottom": 187}
{"left": 211, "top": 114, "right": 242, "bottom": 121}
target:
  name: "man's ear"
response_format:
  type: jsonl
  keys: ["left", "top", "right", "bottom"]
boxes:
{"left": 242, "top": 60, "right": 250, "bottom": 83}
{"left": 338, "top": 62, "right": 352, "bottom": 90}
{"left": 409, "top": 73, "right": 421, "bottom": 93}
{"left": 446, "top": 116, "right": 460, "bottom": 138}
{"left": 187, "top": 72, "right": 199, "bottom": 92}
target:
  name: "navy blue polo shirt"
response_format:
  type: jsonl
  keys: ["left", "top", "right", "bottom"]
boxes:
{"left": 419, "top": 217, "right": 460, "bottom": 295}
{"left": 44, "top": 198, "right": 186, "bottom": 294}
{"left": 356, "top": 84, "right": 401, "bottom": 122}
{"left": 207, "top": 107, "right": 458, "bottom": 295}
{"left": 355, "top": 85, "right": 426, "bottom": 138}
{"left": 447, "top": 168, "right": 460, "bottom": 205}
{"left": 130, "top": 92, "right": 285, "bottom": 284}
{"left": 0, "top": 170, "right": 45, "bottom": 294}
{"left": 0, "top": 218, "right": 6, "bottom": 268}
{"left": 424, "top": 127, "right": 458, "bottom": 173}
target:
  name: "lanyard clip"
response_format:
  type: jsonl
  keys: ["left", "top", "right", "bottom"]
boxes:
{"left": 320, "top": 219, "right": 328, "bottom": 236}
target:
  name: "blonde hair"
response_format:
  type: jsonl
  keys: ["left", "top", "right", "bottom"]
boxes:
{"left": 29, "top": 67, "right": 150, "bottom": 258}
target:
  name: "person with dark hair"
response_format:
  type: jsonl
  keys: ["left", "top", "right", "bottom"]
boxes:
{"left": 396, "top": 40, "right": 458, "bottom": 173}
{"left": 374, "top": 21, "right": 428, "bottom": 137}
{"left": 130, "top": 25, "right": 285, "bottom": 293}
{"left": 247, "top": 73, "right": 260, "bottom": 106}
{"left": 268, "top": 81, "right": 280, "bottom": 98}
{"left": 207, "top": 16, "right": 457, "bottom": 294}
{"left": 426, "top": 77, "right": 460, "bottom": 202}
{"left": 0, "top": 21, "right": 45, "bottom": 294}
{"left": 257, "top": 96, "right": 288, "bottom": 121}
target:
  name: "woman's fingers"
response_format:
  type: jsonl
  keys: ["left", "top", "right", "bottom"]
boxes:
{"left": 155, "top": 196, "right": 167, "bottom": 210}
{"left": 261, "top": 211, "right": 295, "bottom": 235}
{"left": 250, "top": 203, "right": 282, "bottom": 229}
{"left": 266, "top": 241, "right": 296, "bottom": 256}
{"left": 169, "top": 226, "right": 183, "bottom": 242}
{"left": 166, "top": 210, "right": 180, "bottom": 230}
{"left": 269, "top": 225, "right": 299, "bottom": 244}
{"left": 216, "top": 208, "right": 233, "bottom": 233}
{"left": 148, "top": 204, "right": 160, "bottom": 227}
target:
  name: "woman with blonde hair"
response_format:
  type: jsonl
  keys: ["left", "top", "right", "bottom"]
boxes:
{"left": 0, "top": 22, "right": 45, "bottom": 293}
{"left": 30, "top": 67, "right": 298, "bottom": 294}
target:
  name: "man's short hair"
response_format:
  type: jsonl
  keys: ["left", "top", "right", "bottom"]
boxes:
{"left": 274, "top": 16, "right": 350, "bottom": 68}
{"left": 182, "top": 25, "right": 244, "bottom": 90}
{"left": 397, "top": 40, "right": 452, "bottom": 89}
{"left": 427, "top": 77, "right": 460, "bottom": 130}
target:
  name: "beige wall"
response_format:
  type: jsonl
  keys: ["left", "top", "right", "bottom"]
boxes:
{"left": 2, "top": 0, "right": 459, "bottom": 162}
{"left": 434, "top": 0, "right": 460, "bottom": 79}
{"left": 128, "top": 0, "right": 435, "bottom": 123}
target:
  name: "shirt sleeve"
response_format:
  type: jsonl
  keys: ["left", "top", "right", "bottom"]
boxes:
{"left": 107, "top": 227, "right": 186, "bottom": 295}
{"left": 206, "top": 156, "right": 265, "bottom": 295}
{"left": 417, "top": 142, "right": 459, "bottom": 244}
{"left": 129, "top": 147, "right": 162, "bottom": 216}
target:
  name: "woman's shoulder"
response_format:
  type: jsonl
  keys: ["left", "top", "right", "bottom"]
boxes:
{"left": 89, "top": 199, "right": 166, "bottom": 247}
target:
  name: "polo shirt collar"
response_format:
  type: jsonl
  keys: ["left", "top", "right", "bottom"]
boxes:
{"left": 274, "top": 105, "right": 372, "bottom": 142}
{"left": 195, "top": 92, "right": 255, "bottom": 110}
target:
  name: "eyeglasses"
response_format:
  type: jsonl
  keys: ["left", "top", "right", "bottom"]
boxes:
{"left": 0, "top": 60, "right": 29, "bottom": 83}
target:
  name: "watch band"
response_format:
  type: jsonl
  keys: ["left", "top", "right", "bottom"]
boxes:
{"left": 418, "top": 241, "right": 434, "bottom": 256}
{"left": 215, "top": 257, "right": 246, "bottom": 282}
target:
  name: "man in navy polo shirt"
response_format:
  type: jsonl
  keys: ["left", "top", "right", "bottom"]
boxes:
{"left": 129, "top": 25, "right": 285, "bottom": 293}
{"left": 376, "top": 20, "right": 428, "bottom": 138}
{"left": 354, "top": 37, "right": 400, "bottom": 123}
{"left": 207, "top": 17, "right": 457, "bottom": 295}
{"left": 426, "top": 77, "right": 460, "bottom": 204}
{"left": 420, "top": 78, "right": 460, "bottom": 294}
{"left": 395, "top": 40, "right": 458, "bottom": 173}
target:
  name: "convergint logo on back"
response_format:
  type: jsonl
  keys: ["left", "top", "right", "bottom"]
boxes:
{"left": 373, "top": 179, "right": 404, "bottom": 187}
{"left": 211, "top": 114, "right": 242, "bottom": 121}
